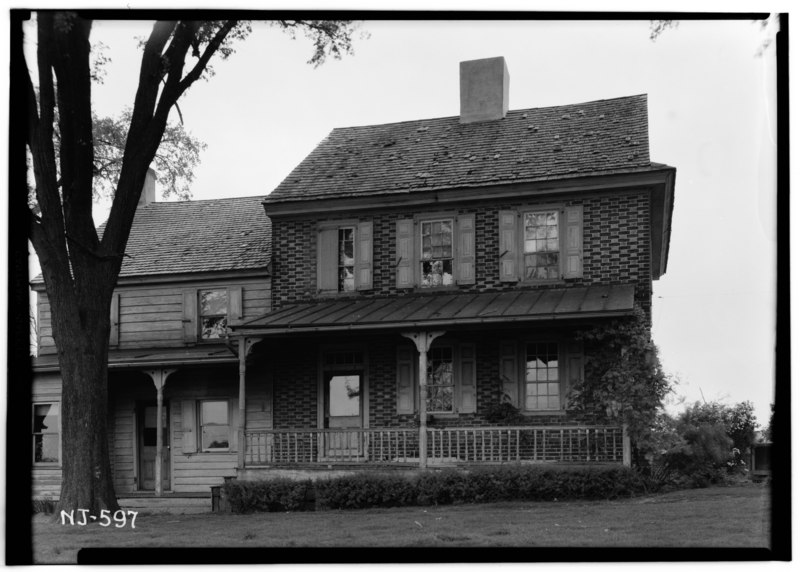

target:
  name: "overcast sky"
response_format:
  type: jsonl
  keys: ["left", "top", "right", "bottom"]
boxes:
{"left": 20, "top": 12, "right": 780, "bottom": 426}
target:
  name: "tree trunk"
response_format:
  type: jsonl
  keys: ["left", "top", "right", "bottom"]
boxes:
{"left": 48, "top": 267, "right": 120, "bottom": 515}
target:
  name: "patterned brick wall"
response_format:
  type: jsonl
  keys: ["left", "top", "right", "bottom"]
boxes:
{"left": 269, "top": 188, "right": 653, "bottom": 316}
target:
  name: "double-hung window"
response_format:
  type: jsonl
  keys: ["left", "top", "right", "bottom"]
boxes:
{"left": 181, "top": 286, "right": 242, "bottom": 344}
{"left": 33, "top": 402, "right": 60, "bottom": 464}
{"left": 499, "top": 340, "right": 583, "bottom": 413}
{"left": 499, "top": 205, "right": 583, "bottom": 283}
{"left": 396, "top": 342, "right": 476, "bottom": 415}
{"left": 396, "top": 214, "right": 476, "bottom": 289}
{"left": 200, "top": 400, "right": 230, "bottom": 451}
{"left": 426, "top": 346, "right": 455, "bottom": 412}
{"left": 317, "top": 221, "right": 373, "bottom": 294}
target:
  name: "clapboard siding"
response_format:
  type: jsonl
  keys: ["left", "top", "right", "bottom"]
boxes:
{"left": 34, "top": 275, "right": 270, "bottom": 354}
{"left": 32, "top": 467, "right": 62, "bottom": 499}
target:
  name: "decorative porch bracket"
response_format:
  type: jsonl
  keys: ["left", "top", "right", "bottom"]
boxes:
{"left": 237, "top": 337, "right": 262, "bottom": 469}
{"left": 142, "top": 368, "right": 177, "bottom": 497}
{"left": 400, "top": 330, "right": 446, "bottom": 469}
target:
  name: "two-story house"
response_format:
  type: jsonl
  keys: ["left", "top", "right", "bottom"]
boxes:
{"left": 30, "top": 178, "right": 273, "bottom": 499}
{"left": 30, "top": 56, "right": 675, "bottom": 501}
{"left": 232, "top": 56, "right": 675, "bottom": 478}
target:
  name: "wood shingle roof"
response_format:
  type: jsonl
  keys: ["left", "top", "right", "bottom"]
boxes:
{"left": 115, "top": 196, "right": 271, "bottom": 278}
{"left": 266, "top": 94, "right": 653, "bottom": 204}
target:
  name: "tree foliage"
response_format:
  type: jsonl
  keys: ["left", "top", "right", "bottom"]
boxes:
{"left": 567, "top": 306, "right": 672, "bottom": 442}
{"left": 677, "top": 400, "right": 757, "bottom": 452}
{"left": 19, "top": 13, "right": 360, "bottom": 515}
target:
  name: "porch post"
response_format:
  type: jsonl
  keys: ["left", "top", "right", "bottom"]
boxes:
{"left": 622, "top": 423, "right": 632, "bottom": 467}
{"left": 144, "top": 368, "right": 176, "bottom": 497}
{"left": 401, "top": 330, "right": 445, "bottom": 470}
{"left": 238, "top": 337, "right": 247, "bottom": 470}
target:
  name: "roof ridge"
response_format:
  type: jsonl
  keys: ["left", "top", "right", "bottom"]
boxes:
{"left": 329, "top": 93, "right": 648, "bottom": 131}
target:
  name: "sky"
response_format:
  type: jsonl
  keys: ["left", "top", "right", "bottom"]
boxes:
{"left": 16, "top": 8, "right": 781, "bottom": 427}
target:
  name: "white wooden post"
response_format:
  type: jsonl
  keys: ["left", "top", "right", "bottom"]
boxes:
{"left": 144, "top": 368, "right": 176, "bottom": 497}
{"left": 238, "top": 337, "right": 247, "bottom": 470}
{"left": 401, "top": 331, "right": 445, "bottom": 469}
{"left": 622, "top": 423, "right": 632, "bottom": 467}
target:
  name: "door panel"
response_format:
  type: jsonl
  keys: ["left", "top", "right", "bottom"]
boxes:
{"left": 138, "top": 403, "right": 170, "bottom": 491}
{"left": 324, "top": 373, "right": 362, "bottom": 458}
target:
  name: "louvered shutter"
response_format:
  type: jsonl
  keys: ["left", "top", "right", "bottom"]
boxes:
{"left": 499, "top": 211, "right": 518, "bottom": 282}
{"left": 459, "top": 343, "right": 477, "bottom": 413}
{"left": 563, "top": 205, "right": 584, "bottom": 279}
{"left": 499, "top": 341, "right": 519, "bottom": 407}
{"left": 564, "top": 342, "right": 584, "bottom": 408}
{"left": 397, "top": 346, "right": 416, "bottom": 414}
{"left": 456, "top": 214, "right": 476, "bottom": 285}
{"left": 317, "top": 228, "right": 339, "bottom": 293}
{"left": 228, "top": 286, "right": 242, "bottom": 324}
{"left": 182, "top": 289, "right": 198, "bottom": 343}
{"left": 109, "top": 293, "right": 120, "bottom": 347}
{"left": 396, "top": 219, "right": 414, "bottom": 289}
{"left": 356, "top": 221, "right": 373, "bottom": 290}
{"left": 230, "top": 398, "right": 239, "bottom": 451}
{"left": 181, "top": 400, "right": 197, "bottom": 453}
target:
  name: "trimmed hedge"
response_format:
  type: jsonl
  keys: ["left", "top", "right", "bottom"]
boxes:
{"left": 223, "top": 465, "right": 652, "bottom": 513}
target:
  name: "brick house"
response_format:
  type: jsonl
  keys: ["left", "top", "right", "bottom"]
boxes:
{"left": 30, "top": 56, "right": 675, "bottom": 499}
{"left": 233, "top": 56, "right": 675, "bottom": 477}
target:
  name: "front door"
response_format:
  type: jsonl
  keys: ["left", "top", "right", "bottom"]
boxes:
{"left": 324, "top": 372, "right": 363, "bottom": 459}
{"left": 138, "top": 403, "right": 170, "bottom": 491}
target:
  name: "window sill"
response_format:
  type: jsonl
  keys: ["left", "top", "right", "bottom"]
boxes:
{"left": 428, "top": 412, "right": 459, "bottom": 419}
{"left": 520, "top": 410, "right": 567, "bottom": 417}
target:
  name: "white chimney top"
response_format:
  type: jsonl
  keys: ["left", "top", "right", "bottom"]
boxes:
{"left": 459, "top": 56, "right": 510, "bottom": 124}
{"left": 138, "top": 168, "right": 157, "bottom": 206}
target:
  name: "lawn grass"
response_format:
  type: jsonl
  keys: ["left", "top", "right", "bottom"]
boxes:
{"left": 31, "top": 482, "right": 770, "bottom": 563}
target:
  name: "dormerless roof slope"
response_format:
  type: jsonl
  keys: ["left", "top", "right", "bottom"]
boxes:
{"left": 117, "top": 196, "right": 271, "bottom": 277}
{"left": 265, "top": 94, "right": 652, "bottom": 204}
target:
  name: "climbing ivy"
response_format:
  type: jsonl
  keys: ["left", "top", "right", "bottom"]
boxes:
{"left": 568, "top": 305, "right": 673, "bottom": 443}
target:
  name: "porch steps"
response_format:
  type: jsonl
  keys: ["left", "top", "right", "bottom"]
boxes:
{"left": 118, "top": 494, "right": 212, "bottom": 514}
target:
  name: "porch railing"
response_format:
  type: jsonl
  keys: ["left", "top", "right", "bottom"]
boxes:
{"left": 243, "top": 426, "right": 625, "bottom": 467}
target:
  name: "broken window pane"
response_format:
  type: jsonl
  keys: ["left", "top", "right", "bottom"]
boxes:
{"left": 33, "top": 403, "right": 59, "bottom": 463}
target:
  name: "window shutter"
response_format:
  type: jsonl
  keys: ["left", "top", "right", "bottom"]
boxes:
{"left": 499, "top": 211, "right": 518, "bottom": 282}
{"left": 564, "top": 342, "right": 584, "bottom": 406}
{"left": 230, "top": 399, "right": 239, "bottom": 452}
{"left": 396, "top": 219, "right": 414, "bottom": 289}
{"left": 182, "top": 289, "right": 198, "bottom": 343}
{"left": 396, "top": 346, "right": 416, "bottom": 414}
{"left": 499, "top": 340, "right": 519, "bottom": 407}
{"left": 181, "top": 400, "right": 197, "bottom": 453}
{"left": 356, "top": 221, "right": 373, "bottom": 290}
{"left": 456, "top": 214, "right": 476, "bottom": 285}
{"left": 563, "top": 205, "right": 584, "bottom": 279}
{"left": 228, "top": 286, "right": 243, "bottom": 324}
{"left": 109, "top": 293, "right": 120, "bottom": 347}
{"left": 317, "top": 228, "right": 339, "bottom": 293}
{"left": 459, "top": 343, "right": 477, "bottom": 413}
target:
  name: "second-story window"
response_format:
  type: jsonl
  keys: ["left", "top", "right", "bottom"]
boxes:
{"left": 420, "top": 219, "right": 454, "bottom": 288}
{"left": 523, "top": 211, "right": 560, "bottom": 280}
{"left": 199, "top": 289, "right": 228, "bottom": 339}
{"left": 338, "top": 227, "right": 356, "bottom": 292}
{"left": 317, "top": 221, "right": 373, "bottom": 295}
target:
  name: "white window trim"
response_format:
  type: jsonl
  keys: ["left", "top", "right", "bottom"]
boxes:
{"left": 413, "top": 211, "right": 459, "bottom": 291}
{"left": 519, "top": 204, "right": 568, "bottom": 284}
{"left": 32, "top": 401, "right": 61, "bottom": 465}
{"left": 199, "top": 399, "right": 231, "bottom": 452}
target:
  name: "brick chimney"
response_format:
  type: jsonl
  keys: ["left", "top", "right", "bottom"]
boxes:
{"left": 459, "top": 56, "right": 509, "bottom": 124}
{"left": 138, "top": 167, "right": 157, "bottom": 206}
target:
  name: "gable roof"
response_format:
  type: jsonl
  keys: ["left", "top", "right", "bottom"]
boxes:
{"left": 117, "top": 196, "right": 271, "bottom": 278}
{"left": 265, "top": 94, "right": 653, "bottom": 204}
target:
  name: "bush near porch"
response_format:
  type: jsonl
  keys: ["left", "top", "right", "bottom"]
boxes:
{"left": 222, "top": 465, "right": 653, "bottom": 513}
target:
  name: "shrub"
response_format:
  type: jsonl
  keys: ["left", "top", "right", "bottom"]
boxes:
{"left": 223, "top": 478, "right": 313, "bottom": 513}
{"left": 225, "top": 466, "right": 655, "bottom": 513}
{"left": 32, "top": 498, "right": 56, "bottom": 514}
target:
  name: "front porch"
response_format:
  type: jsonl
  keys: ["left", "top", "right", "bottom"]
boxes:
{"left": 241, "top": 424, "right": 629, "bottom": 469}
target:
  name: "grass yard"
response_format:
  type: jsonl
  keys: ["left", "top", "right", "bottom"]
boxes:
{"left": 31, "top": 482, "right": 771, "bottom": 564}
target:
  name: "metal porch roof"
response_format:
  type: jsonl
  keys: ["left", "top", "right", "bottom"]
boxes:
{"left": 32, "top": 345, "right": 239, "bottom": 372}
{"left": 234, "top": 284, "right": 635, "bottom": 336}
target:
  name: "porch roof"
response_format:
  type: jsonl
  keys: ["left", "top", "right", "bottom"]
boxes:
{"left": 234, "top": 284, "right": 635, "bottom": 336}
{"left": 32, "top": 345, "right": 238, "bottom": 372}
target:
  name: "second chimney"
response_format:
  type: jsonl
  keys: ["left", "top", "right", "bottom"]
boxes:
{"left": 138, "top": 167, "right": 157, "bottom": 206}
{"left": 459, "top": 56, "right": 509, "bottom": 124}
